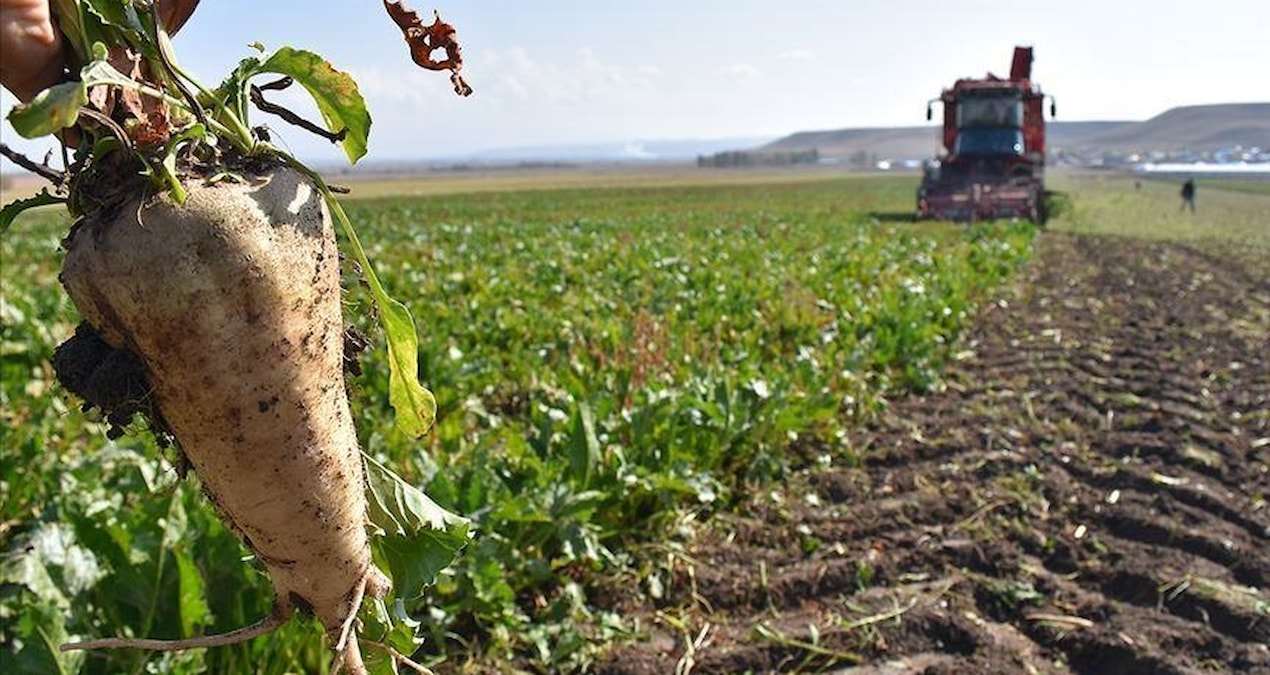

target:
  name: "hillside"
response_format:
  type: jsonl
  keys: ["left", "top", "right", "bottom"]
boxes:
{"left": 1071, "top": 103, "right": 1270, "bottom": 153}
{"left": 763, "top": 126, "right": 940, "bottom": 164}
{"left": 759, "top": 103, "right": 1269, "bottom": 162}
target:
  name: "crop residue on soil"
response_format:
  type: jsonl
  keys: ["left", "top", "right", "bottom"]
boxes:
{"left": 597, "top": 232, "right": 1270, "bottom": 674}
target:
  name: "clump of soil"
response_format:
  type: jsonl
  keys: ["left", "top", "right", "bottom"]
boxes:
{"left": 342, "top": 325, "right": 371, "bottom": 377}
{"left": 52, "top": 321, "right": 174, "bottom": 447}
{"left": 594, "top": 232, "right": 1270, "bottom": 674}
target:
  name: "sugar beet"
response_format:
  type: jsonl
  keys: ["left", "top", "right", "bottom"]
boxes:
{"left": 59, "top": 165, "right": 388, "bottom": 673}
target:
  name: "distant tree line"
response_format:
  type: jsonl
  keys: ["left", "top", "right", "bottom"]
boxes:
{"left": 697, "top": 148, "right": 820, "bottom": 168}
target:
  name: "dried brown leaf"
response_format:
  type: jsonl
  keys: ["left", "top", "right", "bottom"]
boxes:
{"left": 382, "top": 1, "right": 473, "bottom": 96}
{"left": 111, "top": 49, "right": 170, "bottom": 148}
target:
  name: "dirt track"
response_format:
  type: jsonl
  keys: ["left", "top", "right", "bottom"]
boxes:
{"left": 598, "top": 231, "right": 1270, "bottom": 674}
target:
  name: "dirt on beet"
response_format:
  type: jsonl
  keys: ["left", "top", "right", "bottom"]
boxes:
{"left": 52, "top": 321, "right": 175, "bottom": 447}
{"left": 595, "top": 231, "right": 1270, "bottom": 674}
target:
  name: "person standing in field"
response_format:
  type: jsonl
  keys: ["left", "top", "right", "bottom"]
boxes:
{"left": 1180, "top": 178, "right": 1196, "bottom": 213}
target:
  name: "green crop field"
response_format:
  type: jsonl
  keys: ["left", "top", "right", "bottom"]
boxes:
{"left": 1, "top": 170, "right": 1070, "bottom": 674}
{"left": 1050, "top": 172, "right": 1270, "bottom": 251}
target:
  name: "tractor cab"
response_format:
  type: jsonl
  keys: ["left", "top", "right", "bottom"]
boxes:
{"left": 953, "top": 91, "right": 1026, "bottom": 156}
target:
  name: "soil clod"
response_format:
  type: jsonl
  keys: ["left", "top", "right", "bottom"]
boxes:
{"left": 52, "top": 321, "right": 174, "bottom": 448}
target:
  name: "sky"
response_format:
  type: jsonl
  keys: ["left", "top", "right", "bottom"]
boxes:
{"left": 2, "top": 0, "right": 1268, "bottom": 167}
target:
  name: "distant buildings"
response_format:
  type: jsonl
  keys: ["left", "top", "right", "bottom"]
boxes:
{"left": 1051, "top": 145, "right": 1270, "bottom": 174}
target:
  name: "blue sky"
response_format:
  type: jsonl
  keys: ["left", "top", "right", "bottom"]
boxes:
{"left": 2, "top": 0, "right": 1268, "bottom": 165}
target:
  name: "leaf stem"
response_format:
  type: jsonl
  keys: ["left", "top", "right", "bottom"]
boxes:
{"left": 362, "top": 639, "right": 433, "bottom": 674}
{"left": 147, "top": 2, "right": 210, "bottom": 132}
{"left": 0, "top": 143, "right": 68, "bottom": 185}
{"left": 251, "top": 85, "right": 347, "bottom": 143}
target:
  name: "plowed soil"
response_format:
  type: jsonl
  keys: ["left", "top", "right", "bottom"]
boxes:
{"left": 597, "top": 232, "right": 1270, "bottom": 674}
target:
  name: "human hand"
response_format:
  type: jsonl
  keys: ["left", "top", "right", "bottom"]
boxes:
{"left": 0, "top": 0, "right": 200, "bottom": 102}
{"left": 0, "top": 0, "right": 63, "bottom": 101}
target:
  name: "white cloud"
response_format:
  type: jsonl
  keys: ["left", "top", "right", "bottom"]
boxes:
{"left": 337, "top": 46, "right": 679, "bottom": 157}
{"left": 725, "top": 64, "right": 761, "bottom": 79}
{"left": 779, "top": 49, "right": 815, "bottom": 62}
{"left": 350, "top": 66, "right": 458, "bottom": 110}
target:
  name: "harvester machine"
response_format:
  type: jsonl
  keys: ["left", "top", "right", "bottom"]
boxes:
{"left": 916, "top": 47, "right": 1055, "bottom": 223}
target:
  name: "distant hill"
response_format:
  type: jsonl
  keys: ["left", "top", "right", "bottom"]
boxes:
{"left": 1067, "top": 103, "right": 1270, "bottom": 153}
{"left": 763, "top": 127, "right": 939, "bottom": 163}
{"left": 758, "top": 103, "right": 1269, "bottom": 161}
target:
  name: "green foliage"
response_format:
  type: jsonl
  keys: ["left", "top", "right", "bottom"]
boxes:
{"left": 324, "top": 192, "right": 438, "bottom": 439}
{"left": 1, "top": 176, "right": 1038, "bottom": 672}
{"left": 342, "top": 175, "right": 1037, "bottom": 668}
{"left": 363, "top": 455, "right": 471, "bottom": 600}
{"left": 0, "top": 190, "right": 66, "bottom": 232}
{"left": 215, "top": 46, "right": 372, "bottom": 163}
{"left": 1043, "top": 190, "right": 1072, "bottom": 221}
{"left": 262, "top": 47, "right": 371, "bottom": 163}
{"left": 5, "top": 80, "right": 88, "bottom": 138}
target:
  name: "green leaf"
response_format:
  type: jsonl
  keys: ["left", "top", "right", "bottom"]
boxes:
{"left": 52, "top": 0, "right": 130, "bottom": 64}
{"left": 153, "top": 123, "right": 208, "bottom": 205}
{"left": 7, "top": 599, "right": 85, "bottom": 675}
{"left": 215, "top": 55, "right": 263, "bottom": 134}
{"left": 79, "top": 58, "right": 141, "bottom": 89}
{"left": 258, "top": 47, "right": 371, "bottom": 164}
{"left": 1, "top": 190, "right": 66, "bottom": 232}
{"left": 72, "top": 0, "right": 162, "bottom": 67}
{"left": 568, "top": 400, "right": 600, "bottom": 487}
{"left": 6, "top": 81, "right": 87, "bottom": 138}
{"left": 321, "top": 191, "right": 436, "bottom": 437}
{"left": 160, "top": 491, "right": 188, "bottom": 549}
{"left": 380, "top": 295, "right": 437, "bottom": 438}
{"left": 81, "top": 0, "right": 147, "bottom": 34}
{"left": 0, "top": 554, "right": 70, "bottom": 610}
{"left": 174, "top": 549, "right": 211, "bottom": 637}
{"left": 360, "top": 597, "right": 422, "bottom": 675}
{"left": 49, "top": 0, "right": 91, "bottom": 63}
{"left": 363, "top": 454, "right": 469, "bottom": 537}
{"left": 364, "top": 454, "right": 471, "bottom": 599}
{"left": 374, "top": 531, "right": 467, "bottom": 602}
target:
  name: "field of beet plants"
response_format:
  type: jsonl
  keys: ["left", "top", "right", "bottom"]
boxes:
{"left": 1, "top": 173, "right": 1037, "bottom": 673}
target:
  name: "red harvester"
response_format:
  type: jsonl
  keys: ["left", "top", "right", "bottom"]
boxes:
{"left": 916, "top": 46, "right": 1055, "bottom": 223}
